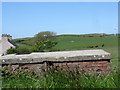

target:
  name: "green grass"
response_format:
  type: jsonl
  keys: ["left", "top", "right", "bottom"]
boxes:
{"left": 54, "top": 35, "right": 118, "bottom": 51}
{"left": 2, "top": 69, "right": 120, "bottom": 88}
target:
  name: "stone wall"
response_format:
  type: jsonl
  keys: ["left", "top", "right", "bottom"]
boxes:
{"left": 2, "top": 59, "right": 111, "bottom": 74}
{"left": 1, "top": 49, "right": 112, "bottom": 74}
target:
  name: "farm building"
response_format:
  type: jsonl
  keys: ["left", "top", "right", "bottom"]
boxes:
{"left": 0, "top": 34, "right": 16, "bottom": 55}
{"left": 1, "top": 49, "right": 112, "bottom": 74}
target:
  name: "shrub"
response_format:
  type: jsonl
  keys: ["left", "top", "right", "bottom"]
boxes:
{"left": 6, "top": 47, "right": 17, "bottom": 54}
{"left": 16, "top": 48, "right": 32, "bottom": 54}
{"left": 6, "top": 47, "right": 32, "bottom": 55}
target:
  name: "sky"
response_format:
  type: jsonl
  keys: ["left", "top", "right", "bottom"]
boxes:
{"left": 2, "top": 2, "right": 118, "bottom": 39}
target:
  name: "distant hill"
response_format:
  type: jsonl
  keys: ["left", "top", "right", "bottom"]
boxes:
{"left": 13, "top": 33, "right": 113, "bottom": 42}
{"left": 12, "top": 33, "right": 116, "bottom": 51}
{"left": 56, "top": 33, "right": 113, "bottom": 37}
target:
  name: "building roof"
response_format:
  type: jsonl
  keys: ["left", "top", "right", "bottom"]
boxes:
{"left": 8, "top": 39, "right": 17, "bottom": 47}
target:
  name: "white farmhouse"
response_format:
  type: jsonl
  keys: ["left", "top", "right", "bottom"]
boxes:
{"left": 0, "top": 34, "right": 16, "bottom": 55}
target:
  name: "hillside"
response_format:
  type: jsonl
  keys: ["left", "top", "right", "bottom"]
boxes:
{"left": 13, "top": 34, "right": 117, "bottom": 51}
{"left": 13, "top": 34, "right": 117, "bottom": 54}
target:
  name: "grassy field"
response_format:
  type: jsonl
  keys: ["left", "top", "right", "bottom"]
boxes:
{"left": 2, "top": 34, "right": 119, "bottom": 88}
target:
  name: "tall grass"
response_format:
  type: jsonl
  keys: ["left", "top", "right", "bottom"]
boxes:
{"left": 2, "top": 67, "right": 120, "bottom": 88}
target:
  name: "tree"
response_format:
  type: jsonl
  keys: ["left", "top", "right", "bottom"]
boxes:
{"left": 34, "top": 31, "right": 56, "bottom": 42}
{"left": 33, "top": 31, "right": 58, "bottom": 52}
{"left": 34, "top": 39, "right": 58, "bottom": 52}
